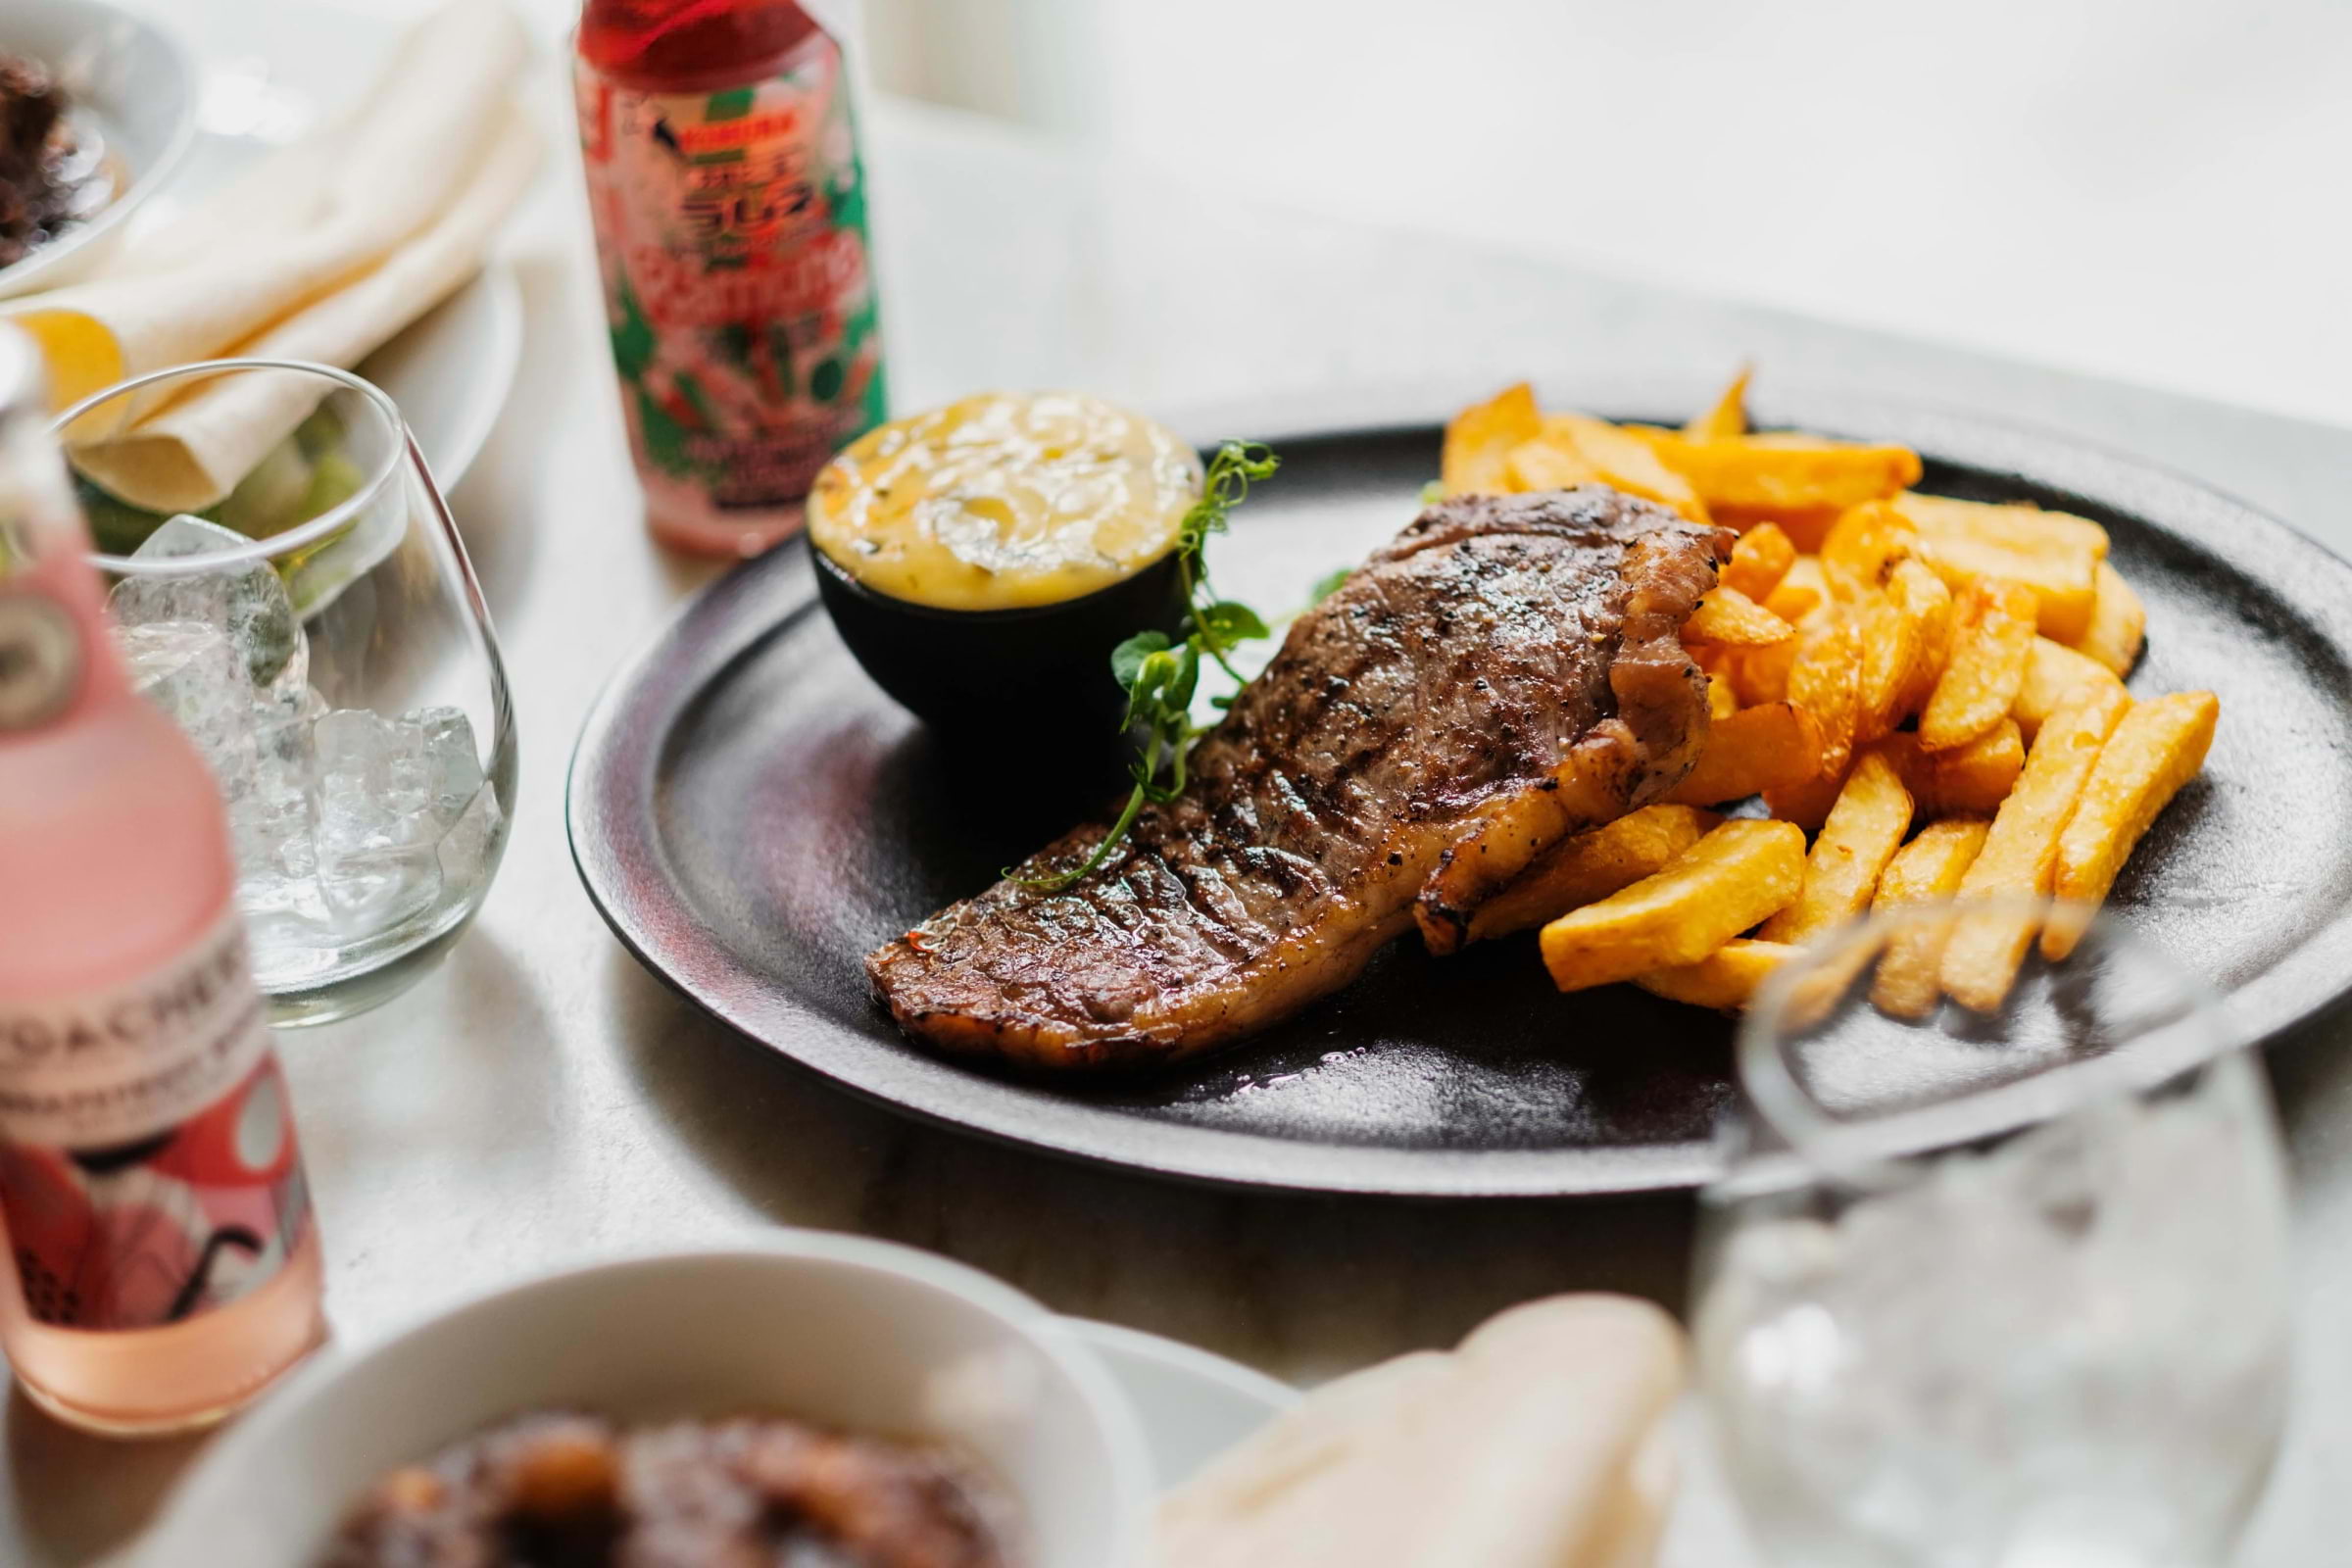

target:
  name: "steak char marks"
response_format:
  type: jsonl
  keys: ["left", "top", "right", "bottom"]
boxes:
{"left": 868, "top": 488, "right": 1732, "bottom": 1070}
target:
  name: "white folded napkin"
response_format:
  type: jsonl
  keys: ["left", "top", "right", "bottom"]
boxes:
{"left": 1158, "top": 1294, "right": 1688, "bottom": 1568}
{"left": 3, "top": 0, "right": 539, "bottom": 513}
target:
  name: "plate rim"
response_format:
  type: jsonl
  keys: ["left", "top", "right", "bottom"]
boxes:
{"left": 372, "top": 257, "right": 525, "bottom": 491}
{"left": 567, "top": 384, "right": 2352, "bottom": 1198}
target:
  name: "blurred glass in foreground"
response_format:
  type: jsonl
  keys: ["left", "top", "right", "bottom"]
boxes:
{"left": 1694, "top": 897, "right": 2290, "bottom": 1568}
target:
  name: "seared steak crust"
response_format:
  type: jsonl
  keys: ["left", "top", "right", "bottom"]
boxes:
{"left": 867, "top": 488, "right": 1731, "bottom": 1070}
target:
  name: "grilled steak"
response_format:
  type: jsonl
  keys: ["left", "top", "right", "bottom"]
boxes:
{"left": 867, "top": 487, "right": 1731, "bottom": 1070}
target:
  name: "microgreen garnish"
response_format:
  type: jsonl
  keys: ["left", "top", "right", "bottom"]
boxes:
{"left": 1010, "top": 440, "right": 1283, "bottom": 893}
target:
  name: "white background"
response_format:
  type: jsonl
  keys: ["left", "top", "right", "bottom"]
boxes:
{"left": 872, "top": 0, "right": 2352, "bottom": 430}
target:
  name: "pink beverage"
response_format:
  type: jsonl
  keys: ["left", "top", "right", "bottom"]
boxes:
{"left": 0, "top": 331, "right": 323, "bottom": 1435}
{"left": 576, "top": 0, "right": 888, "bottom": 558}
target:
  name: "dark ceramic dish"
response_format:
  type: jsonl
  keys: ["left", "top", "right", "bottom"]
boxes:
{"left": 569, "top": 389, "right": 2352, "bottom": 1198}
{"left": 808, "top": 536, "right": 1186, "bottom": 746}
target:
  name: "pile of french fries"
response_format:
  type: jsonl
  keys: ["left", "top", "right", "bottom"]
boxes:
{"left": 1443, "top": 370, "right": 2220, "bottom": 1016}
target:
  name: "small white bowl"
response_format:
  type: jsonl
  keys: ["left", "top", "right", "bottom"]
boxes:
{"left": 134, "top": 1235, "right": 1157, "bottom": 1567}
{"left": 0, "top": 0, "right": 197, "bottom": 300}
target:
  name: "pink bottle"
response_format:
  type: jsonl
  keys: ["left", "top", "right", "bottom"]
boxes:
{"left": 0, "top": 331, "right": 323, "bottom": 1435}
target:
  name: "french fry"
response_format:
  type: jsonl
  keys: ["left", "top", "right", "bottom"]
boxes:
{"left": 1722, "top": 520, "right": 1797, "bottom": 602}
{"left": 1878, "top": 721, "right": 2025, "bottom": 817}
{"left": 1538, "top": 413, "right": 1712, "bottom": 522}
{"left": 1855, "top": 559, "right": 1953, "bottom": 744}
{"left": 1819, "top": 501, "right": 1918, "bottom": 602}
{"left": 1663, "top": 702, "right": 1823, "bottom": 806}
{"left": 1778, "top": 942, "right": 1883, "bottom": 1031}
{"left": 1894, "top": 492, "right": 2109, "bottom": 563}
{"left": 1634, "top": 939, "right": 1798, "bottom": 1011}
{"left": 1759, "top": 749, "right": 1915, "bottom": 944}
{"left": 1443, "top": 382, "right": 1542, "bottom": 497}
{"left": 1762, "top": 581, "right": 1821, "bottom": 624}
{"left": 2040, "top": 691, "right": 2219, "bottom": 959}
{"left": 1540, "top": 820, "right": 1807, "bottom": 992}
{"left": 1684, "top": 366, "right": 1751, "bottom": 443}
{"left": 1938, "top": 685, "right": 2132, "bottom": 1011}
{"left": 1504, "top": 434, "right": 1600, "bottom": 493}
{"left": 1913, "top": 531, "right": 2098, "bottom": 644}
{"left": 1708, "top": 674, "right": 1738, "bottom": 720}
{"left": 1868, "top": 818, "right": 1991, "bottom": 1018}
{"left": 1723, "top": 641, "right": 1797, "bottom": 707}
{"left": 1785, "top": 613, "right": 1861, "bottom": 778}
{"left": 1780, "top": 555, "right": 1829, "bottom": 603}
{"left": 1764, "top": 768, "right": 1846, "bottom": 835}
{"left": 1919, "top": 581, "right": 2037, "bottom": 751}
{"left": 1465, "top": 805, "right": 1720, "bottom": 945}
{"left": 1638, "top": 431, "right": 1922, "bottom": 543}
{"left": 2077, "top": 561, "right": 2147, "bottom": 675}
{"left": 1682, "top": 586, "right": 1794, "bottom": 647}
{"left": 1898, "top": 561, "right": 1960, "bottom": 717}
{"left": 2014, "top": 636, "right": 2126, "bottom": 743}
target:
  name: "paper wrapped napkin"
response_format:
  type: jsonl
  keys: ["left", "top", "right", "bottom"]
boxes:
{"left": 1158, "top": 1295, "right": 1687, "bottom": 1568}
{"left": 3, "top": 0, "right": 538, "bottom": 513}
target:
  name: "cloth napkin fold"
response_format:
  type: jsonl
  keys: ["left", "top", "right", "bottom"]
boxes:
{"left": 1158, "top": 1294, "right": 1687, "bottom": 1568}
{"left": 4, "top": 0, "right": 538, "bottom": 514}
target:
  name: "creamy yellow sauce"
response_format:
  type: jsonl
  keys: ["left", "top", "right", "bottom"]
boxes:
{"left": 808, "top": 392, "right": 1202, "bottom": 611}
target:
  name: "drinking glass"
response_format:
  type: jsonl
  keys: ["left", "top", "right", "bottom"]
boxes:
{"left": 1693, "top": 897, "right": 2291, "bottom": 1568}
{"left": 57, "top": 360, "right": 515, "bottom": 1025}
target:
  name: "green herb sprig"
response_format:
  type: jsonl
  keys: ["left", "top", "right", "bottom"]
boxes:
{"left": 1011, "top": 440, "right": 1291, "bottom": 893}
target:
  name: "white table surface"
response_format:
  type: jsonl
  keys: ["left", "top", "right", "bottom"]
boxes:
{"left": 11, "top": 4, "right": 2352, "bottom": 1563}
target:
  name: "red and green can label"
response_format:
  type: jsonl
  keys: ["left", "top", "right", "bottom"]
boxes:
{"left": 577, "top": 33, "right": 886, "bottom": 514}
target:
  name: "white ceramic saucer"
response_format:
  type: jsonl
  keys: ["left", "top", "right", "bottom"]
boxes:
{"left": 1061, "top": 1318, "right": 1297, "bottom": 1489}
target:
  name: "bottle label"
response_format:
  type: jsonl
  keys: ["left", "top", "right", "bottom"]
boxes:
{"left": 576, "top": 30, "right": 887, "bottom": 516}
{"left": 0, "top": 911, "right": 312, "bottom": 1329}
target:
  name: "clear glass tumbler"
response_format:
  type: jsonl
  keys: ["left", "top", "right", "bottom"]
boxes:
{"left": 1693, "top": 897, "right": 2292, "bottom": 1568}
{"left": 57, "top": 359, "right": 515, "bottom": 1025}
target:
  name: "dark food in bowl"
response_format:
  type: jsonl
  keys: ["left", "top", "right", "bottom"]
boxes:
{"left": 320, "top": 1409, "right": 1011, "bottom": 1567}
{"left": 0, "top": 56, "right": 95, "bottom": 270}
{"left": 865, "top": 487, "right": 1730, "bottom": 1070}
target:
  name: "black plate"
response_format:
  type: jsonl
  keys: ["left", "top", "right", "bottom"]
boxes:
{"left": 568, "top": 391, "right": 2352, "bottom": 1197}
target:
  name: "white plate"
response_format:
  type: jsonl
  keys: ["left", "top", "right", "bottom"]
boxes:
{"left": 361, "top": 258, "right": 523, "bottom": 490}
{"left": 0, "top": 0, "right": 196, "bottom": 300}
{"left": 1069, "top": 1320, "right": 1768, "bottom": 1566}
{"left": 1063, "top": 1318, "right": 1297, "bottom": 1490}
{"left": 82, "top": 0, "right": 523, "bottom": 486}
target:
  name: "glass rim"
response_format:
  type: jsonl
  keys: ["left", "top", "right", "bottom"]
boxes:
{"left": 1730, "top": 894, "right": 2233, "bottom": 1192}
{"left": 57, "top": 358, "right": 412, "bottom": 576}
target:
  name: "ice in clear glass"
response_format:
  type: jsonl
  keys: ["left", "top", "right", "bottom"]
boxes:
{"left": 110, "top": 516, "right": 505, "bottom": 990}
